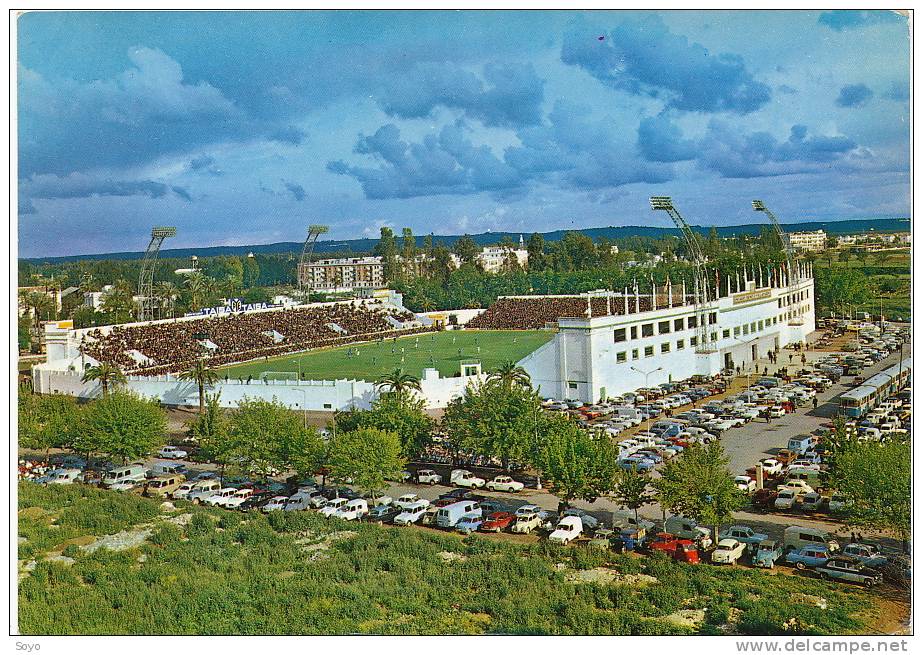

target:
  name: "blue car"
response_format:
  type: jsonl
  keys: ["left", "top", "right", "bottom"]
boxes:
{"left": 619, "top": 458, "right": 654, "bottom": 472}
{"left": 786, "top": 545, "right": 831, "bottom": 570}
{"left": 455, "top": 515, "right": 484, "bottom": 534}
{"left": 841, "top": 543, "right": 888, "bottom": 567}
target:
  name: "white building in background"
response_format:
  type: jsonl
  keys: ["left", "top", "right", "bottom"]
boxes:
{"left": 299, "top": 256, "right": 385, "bottom": 291}
{"left": 518, "top": 262, "right": 816, "bottom": 403}
{"left": 83, "top": 285, "right": 113, "bottom": 311}
{"left": 788, "top": 230, "right": 827, "bottom": 252}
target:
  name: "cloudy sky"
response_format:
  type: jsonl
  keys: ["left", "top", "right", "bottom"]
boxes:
{"left": 17, "top": 10, "right": 910, "bottom": 258}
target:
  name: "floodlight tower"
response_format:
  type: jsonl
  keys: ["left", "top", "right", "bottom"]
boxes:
{"left": 137, "top": 226, "right": 176, "bottom": 322}
{"left": 649, "top": 197, "right": 714, "bottom": 353}
{"left": 298, "top": 224, "right": 329, "bottom": 293}
{"left": 752, "top": 200, "right": 802, "bottom": 326}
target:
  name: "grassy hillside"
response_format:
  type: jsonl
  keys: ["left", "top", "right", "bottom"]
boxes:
{"left": 18, "top": 483, "right": 883, "bottom": 636}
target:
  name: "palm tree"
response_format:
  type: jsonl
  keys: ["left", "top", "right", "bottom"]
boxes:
{"left": 419, "top": 298, "right": 436, "bottom": 312}
{"left": 374, "top": 368, "right": 421, "bottom": 404}
{"left": 178, "top": 358, "right": 222, "bottom": 414}
{"left": 81, "top": 362, "right": 126, "bottom": 397}
{"left": 184, "top": 272, "right": 208, "bottom": 311}
{"left": 154, "top": 281, "right": 180, "bottom": 318}
{"left": 101, "top": 280, "right": 135, "bottom": 323}
{"left": 487, "top": 360, "right": 531, "bottom": 390}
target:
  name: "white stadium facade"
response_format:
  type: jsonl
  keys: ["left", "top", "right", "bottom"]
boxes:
{"left": 519, "top": 262, "right": 815, "bottom": 403}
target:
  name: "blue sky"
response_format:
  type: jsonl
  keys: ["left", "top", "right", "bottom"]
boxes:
{"left": 18, "top": 10, "right": 910, "bottom": 258}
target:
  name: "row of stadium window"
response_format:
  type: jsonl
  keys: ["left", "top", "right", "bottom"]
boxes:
{"left": 613, "top": 312, "right": 719, "bottom": 343}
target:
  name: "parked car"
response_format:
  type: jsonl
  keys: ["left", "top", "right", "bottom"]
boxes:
{"left": 102, "top": 464, "right": 148, "bottom": 489}
{"left": 204, "top": 487, "right": 239, "bottom": 506}
{"left": 785, "top": 546, "right": 832, "bottom": 570}
{"left": 238, "top": 491, "right": 276, "bottom": 512}
{"left": 450, "top": 469, "right": 486, "bottom": 489}
{"left": 455, "top": 515, "right": 485, "bottom": 534}
{"left": 435, "top": 500, "right": 482, "bottom": 528}
{"left": 548, "top": 516, "right": 583, "bottom": 544}
{"left": 784, "top": 526, "right": 839, "bottom": 553}
{"left": 711, "top": 539, "right": 747, "bottom": 565}
{"left": 734, "top": 476, "right": 756, "bottom": 493}
{"left": 365, "top": 504, "right": 402, "bottom": 524}
{"left": 394, "top": 494, "right": 427, "bottom": 510}
{"left": 333, "top": 498, "right": 369, "bottom": 521}
{"left": 158, "top": 445, "right": 188, "bottom": 459}
{"left": 616, "top": 527, "right": 647, "bottom": 552}
{"left": 37, "top": 468, "right": 83, "bottom": 486}
{"left": 144, "top": 474, "right": 186, "bottom": 498}
{"left": 511, "top": 510, "right": 543, "bottom": 534}
{"left": 486, "top": 475, "right": 525, "bottom": 493}
{"left": 414, "top": 469, "right": 442, "bottom": 485}
{"left": 480, "top": 511, "right": 515, "bottom": 533}
{"left": 800, "top": 492, "right": 824, "bottom": 513}
{"left": 648, "top": 532, "right": 700, "bottom": 563}
{"left": 664, "top": 516, "right": 712, "bottom": 548}
{"left": 719, "top": 525, "right": 768, "bottom": 551}
{"left": 780, "top": 479, "right": 815, "bottom": 495}
{"left": 562, "top": 508, "right": 599, "bottom": 530}
{"left": 261, "top": 496, "right": 290, "bottom": 512}
{"left": 319, "top": 497, "right": 350, "bottom": 517}
{"left": 815, "top": 556, "right": 883, "bottom": 587}
{"left": 186, "top": 480, "right": 223, "bottom": 504}
{"left": 394, "top": 501, "right": 430, "bottom": 526}
{"left": 841, "top": 543, "right": 888, "bottom": 567}
{"left": 774, "top": 489, "right": 798, "bottom": 511}
{"left": 752, "top": 540, "right": 784, "bottom": 569}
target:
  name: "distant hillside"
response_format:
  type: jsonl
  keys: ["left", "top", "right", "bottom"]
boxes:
{"left": 21, "top": 217, "right": 910, "bottom": 264}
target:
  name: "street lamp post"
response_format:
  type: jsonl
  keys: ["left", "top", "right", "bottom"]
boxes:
{"left": 631, "top": 365, "right": 663, "bottom": 433}
{"left": 732, "top": 336, "right": 759, "bottom": 389}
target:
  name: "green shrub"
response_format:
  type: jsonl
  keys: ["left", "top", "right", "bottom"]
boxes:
{"left": 61, "top": 544, "right": 81, "bottom": 558}
{"left": 217, "top": 512, "right": 242, "bottom": 530}
{"left": 186, "top": 513, "right": 214, "bottom": 538}
{"left": 150, "top": 523, "right": 182, "bottom": 546}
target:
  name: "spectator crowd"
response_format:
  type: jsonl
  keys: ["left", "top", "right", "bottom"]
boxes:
{"left": 80, "top": 302, "right": 430, "bottom": 375}
{"left": 467, "top": 295, "right": 658, "bottom": 330}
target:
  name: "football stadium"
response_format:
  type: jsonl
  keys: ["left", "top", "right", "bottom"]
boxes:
{"left": 32, "top": 260, "right": 815, "bottom": 409}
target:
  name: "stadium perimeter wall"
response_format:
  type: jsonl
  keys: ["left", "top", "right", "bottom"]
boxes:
{"left": 32, "top": 367, "right": 481, "bottom": 411}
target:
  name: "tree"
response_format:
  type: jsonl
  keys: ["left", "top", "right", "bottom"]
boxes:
{"left": 178, "top": 358, "right": 221, "bottom": 414}
{"left": 453, "top": 234, "right": 480, "bottom": 266}
{"left": 83, "top": 391, "right": 167, "bottom": 464}
{"left": 18, "top": 314, "right": 32, "bottom": 352}
{"left": 100, "top": 280, "right": 135, "bottom": 323}
{"left": 375, "top": 227, "right": 399, "bottom": 282}
{"left": 374, "top": 368, "right": 422, "bottom": 404}
{"left": 653, "top": 442, "right": 744, "bottom": 544}
{"left": 486, "top": 360, "right": 531, "bottom": 391}
{"left": 81, "top": 361, "right": 127, "bottom": 397}
{"left": 19, "top": 393, "right": 82, "bottom": 462}
{"left": 229, "top": 398, "right": 323, "bottom": 479}
{"left": 814, "top": 267, "right": 870, "bottom": 317}
{"left": 188, "top": 393, "right": 236, "bottom": 481}
{"left": 401, "top": 227, "right": 417, "bottom": 278}
{"left": 327, "top": 427, "right": 405, "bottom": 501}
{"left": 336, "top": 393, "right": 433, "bottom": 459}
{"left": 533, "top": 414, "right": 617, "bottom": 508}
{"left": 527, "top": 233, "right": 546, "bottom": 271}
{"left": 611, "top": 466, "right": 653, "bottom": 527}
{"left": 444, "top": 380, "right": 542, "bottom": 470}
{"left": 828, "top": 439, "right": 910, "bottom": 547}
{"left": 183, "top": 271, "right": 210, "bottom": 311}
{"left": 154, "top": 281, "right": 180, "bottom": 318}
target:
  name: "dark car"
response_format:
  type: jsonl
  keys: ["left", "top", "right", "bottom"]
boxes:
{"left": 816, "top": 556, "right": 883, "bottom": 587}
{"left": 479, "top": 511, "right": 515, "bottom": 533}
{"left": 238, "top": 491, "right": 276, "bottom": 512}
{"left": 478, "top": 499, "right": 509, "bottom": 515}
{"left": 364, "top": 504, "right": 402, "bottom": 525}
{"left": 321, "top": 486, "right": 359, "bottom": 501}
{"left": 439, "top": 489, "right": 484, "bottom": 502}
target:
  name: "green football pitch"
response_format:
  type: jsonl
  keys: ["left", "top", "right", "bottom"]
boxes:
{"left": 218, "top": 330, "right": 553, "bottom": 382}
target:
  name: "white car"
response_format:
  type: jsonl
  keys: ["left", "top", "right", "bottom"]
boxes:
{"left": 767, "top": 406, "right": 786, "bottom": 418}
{"left": 711, "top": 538, "right": 747, "bottom": 565}
{"left": 734, "top": 476, "right": 756, "bottom": 493}
{"left": 450, "top": 469, "right": 486, "bottom": 489}
{"left": 261, "top": 496, "right": 289, "bottom": 512}
{"left": 486, "top": 475, "right": 525, "bottom": 493}
{"left": 415, "top": 470, "right": 442, "bottom": 485}
{"left": 774, "top": 489, "right": 798, "bottom": 510}
{"left": 109, "top": 480, "right": 138, "bottom": 492}
{"left": 185, "top": 481, "right": 223, "bottom": 503}
{"left": 222, "top": 488, "right": 255, "bottom": 509}
{"left": 394, "top": 502, "right": 429, "bottom": 525}
{"left": 320, "top": 497, "right": 349, "bottom": 517}
{"left": 562, "top": 508, "right": 598, "bottom": 530}
{"left": 548, "top": 516, "right": 582, "bottom": 545}
{"left": 394, "top": 494, "right": 429, "bottom": 510}
{"left": 158, "top": 445, "right": 188, "bottom": 459}
{"left": 204, "top": 487, "right": 239, "bottom": 506}
{"left": 333, "top": 499, "right": 369, "bottom": 521}
{"left": 780, "top": 479, "right": 815, "bottom": 495}
{"left": 759, "top": 458, "right": 783, "bottom": 476}
{"left": 171, "top": 481, "right": 198, "bottom": 500}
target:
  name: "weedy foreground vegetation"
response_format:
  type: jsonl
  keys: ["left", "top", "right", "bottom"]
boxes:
{"left": 19, "top": 483, "right": 880, "bottom": 636}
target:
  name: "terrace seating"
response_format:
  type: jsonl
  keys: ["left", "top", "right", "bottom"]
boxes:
{"left": 467, "top": 295, "right": 655, "bottom": 330}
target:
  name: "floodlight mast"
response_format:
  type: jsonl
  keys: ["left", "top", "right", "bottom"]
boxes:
{"left": 137, "top": 226, "right": 176, "bottom": 322}
{"left": 752, "top": 200, "right": 802, "bottom": 326}
{"left": 298, "top": 224, "right": 330, "bottom": 293}
{"left": 649, "top": 197, "right": 714, "bottom": 353}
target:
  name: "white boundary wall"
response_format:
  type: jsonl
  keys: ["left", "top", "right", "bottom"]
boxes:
{"left": 32, "top": 366, "right": 481, "bottom": 411}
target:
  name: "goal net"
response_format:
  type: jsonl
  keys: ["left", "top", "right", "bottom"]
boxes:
{"left": 261, "top": 371, "right": 300, "bottom": 382}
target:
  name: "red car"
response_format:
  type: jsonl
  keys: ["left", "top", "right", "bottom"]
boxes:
{"left": 480, "top": 511, "right": 515, "bottom": 533}
{"left": 648, "top": 532, "right": 700, "bottom": 563}
{"left": 751, "top": 488, "right": 779, "bottom": 510}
